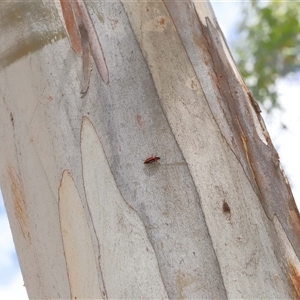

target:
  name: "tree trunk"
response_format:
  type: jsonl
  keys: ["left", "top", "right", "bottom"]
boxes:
{"left": 1, "top": 1, "right": 300, "bottom": 299}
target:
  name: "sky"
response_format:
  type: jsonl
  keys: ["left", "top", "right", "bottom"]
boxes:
{"left": 0, "top": 191, "right": 27, "bottom": 299}
{"left": 1, "top": 2, "right": 300, "bottom": 299}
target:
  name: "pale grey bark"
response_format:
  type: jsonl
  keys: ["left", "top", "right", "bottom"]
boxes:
{"left": 0, "top": 1, "right": 299, "bottom": 299}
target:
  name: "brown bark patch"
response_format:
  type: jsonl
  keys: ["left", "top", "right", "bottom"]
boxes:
{"left": 289, "top": 260, "right": 300, "bottom": 299}
{"left": 176, "top": 272, "right": 198, "bottom": 299}
{"left": 108, "top": 17, "right": 118, "bottom": 30}
{"left": 289, "top": 210, "right": 300, "bottom": 239}
{"left": 8, "top": 166, "right": 30, "bottom": 243}
{"left": 59, "top": 0, "right": 82, "bottom": 55}
{"left": 222, "top": 200, "right": 230, "bottom": 215}
{"left": 158, "top": 17, "right": 165, "bottom": 26}
{"left": 136, "top": 114, "right": 144, "bottom": 128}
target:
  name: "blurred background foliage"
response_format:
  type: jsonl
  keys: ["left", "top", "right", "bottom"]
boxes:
{"left": 233, "top": 0, "right": 300, "bottom": 113}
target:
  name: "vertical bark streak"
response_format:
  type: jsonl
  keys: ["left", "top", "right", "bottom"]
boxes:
{"left": 59, "top": 0, "right": 109, "bottom": 94}
{"left": 74, "top": 0, "right": 109, "bottom": 85}
{"left": 79, "top": 24, "right": 91, "bottom": 94}
{"left": 59, "top": 0, "right": 82, "bottom": 56}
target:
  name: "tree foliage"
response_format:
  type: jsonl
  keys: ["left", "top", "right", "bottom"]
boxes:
{"left": 234, "top": 0, "right": 300, "bottom": 112}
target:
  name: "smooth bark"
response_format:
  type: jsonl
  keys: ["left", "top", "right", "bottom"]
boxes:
{"left": 1, "top": 1, "right": 300, "bottom": 299}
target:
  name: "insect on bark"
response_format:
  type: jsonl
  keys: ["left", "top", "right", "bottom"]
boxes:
{"left": 144, "top": 156, "right": 161, "bottom": 164}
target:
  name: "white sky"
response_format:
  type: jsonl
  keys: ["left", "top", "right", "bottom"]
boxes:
{"left": 0, "top": 192, "right": 28, "bottom": 299}
{"left": 1, "top": 2, "right": 299, "bottom": 299}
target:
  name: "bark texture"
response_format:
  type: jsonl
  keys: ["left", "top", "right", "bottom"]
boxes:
{"left": 0, "top": 1, "right": 300, "bottom": 299}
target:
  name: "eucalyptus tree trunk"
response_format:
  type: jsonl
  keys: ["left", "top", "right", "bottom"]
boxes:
{"left": 1, "top": 1, "right": 300, "bottom": 299}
